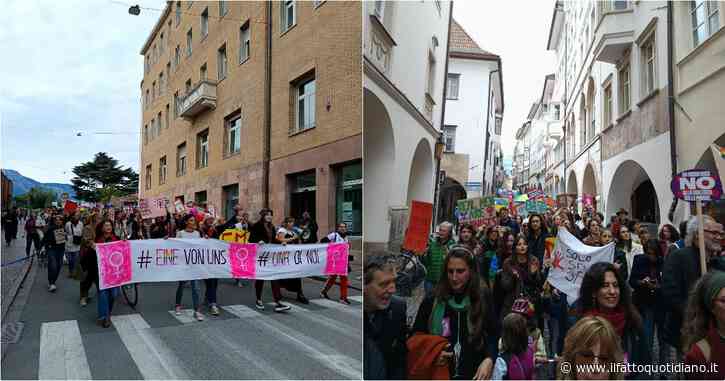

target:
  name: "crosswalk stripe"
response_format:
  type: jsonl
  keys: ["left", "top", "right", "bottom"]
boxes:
{"left": 349, "top": 295, "right": 363, "bottom": 303}
{"left": 168, "top": 309, "right": 198, "bottom": 324}
{"left": 310, "top": 298, "right": 361, "bottom": 317}
{"left": 39, "top": 320, "right": 92, "bottom": 380}
{"left": 199, "top": 325, "right": 289, "bottom": 380}
{"left": 223, "top": 305, "right": 361, "bottom": 379}
{"left": 283, "top": 301, "right": 360, "bottom": 340}
{"left": 111, "top": 314, "right": 190, "bottom": 379}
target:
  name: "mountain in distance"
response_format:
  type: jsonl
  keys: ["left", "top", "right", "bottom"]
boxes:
{"left": 2, "top": 169, "right": 76, "bottom": 198}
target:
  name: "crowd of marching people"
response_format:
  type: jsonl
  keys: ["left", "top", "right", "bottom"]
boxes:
{"left": 1, "top": 202, "right": 353, "bottom": 329}
{"left": 364, "top": 205, "right": 725, "bottom": 380}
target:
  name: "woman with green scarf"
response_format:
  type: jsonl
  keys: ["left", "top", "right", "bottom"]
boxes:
{"left": 413, "top": 246, "right": 496, "bottom": 380}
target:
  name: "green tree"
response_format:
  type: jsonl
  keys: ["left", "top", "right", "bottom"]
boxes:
{"left": 14, "top": 187, "right": 57, "bottom": 209}
{"left": 71, "top": 152, "right": 139, "bottom": 202}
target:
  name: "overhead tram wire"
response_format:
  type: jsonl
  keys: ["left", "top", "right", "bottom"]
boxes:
{"left": 107, "top": 0, "right": 269, "bottom": 26}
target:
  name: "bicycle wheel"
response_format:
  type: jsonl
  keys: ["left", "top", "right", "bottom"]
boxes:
{"left": 122, "top": 284, "right": 139, "bottom": 309}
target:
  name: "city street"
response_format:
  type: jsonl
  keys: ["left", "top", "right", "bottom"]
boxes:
{"left": 1, "top": 238, "right": 362, "bottom": 380}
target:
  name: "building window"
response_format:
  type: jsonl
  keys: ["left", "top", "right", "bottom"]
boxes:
{"left": 159, "top": 156, "right": 167, "bottom": 185}
{"left": 691, "top": 1, "right": 720, "bottom": 46}
{"left": 640, "top": 34, "right": 656, "bottom": 96}
{"left": 426, "top": 52, "right": 436, "bottom": 96}
{"left": 187, "top": 1, "right": 193, "bottom": 8}
{"left": 151, "top": 118, "right": 156, "bottom": 139}
{"left": 281, "top": 1, "right": 296, "bottom": 33}
{"left": 442, "top": 125, "right": 456, "bottom": 152}
{"left": 295, "top": 78, "right": 316, "bottom": 133}
{"left": 201, "top": 8, "right": 208, "bottom": 38}
{"left": 165, "top": 104, "right": 170, "bottom": 128}
{"left": 174, "top": 46, "right": 180, "bottom": 69}
{"left": 373, "top": 0, "right": 384, "bottom": 20}
{"left": 185, "top": 79, "right": 192, "bottom": 93}
{"left": 175, "top": 1, "right": 181, "bottom": 26}
{"left": 173, "top": 91, "right": 179, "bottom": 117}
{"left": 145, "top": 55, "right": 149, "bottom": 74}
{"left": 166, "top": 62, "right": 171, "bottom": 86}
{"left": 240, "top": 22, "right": 250, "bottom": 63}
{"left": 159, "top": 73, "right": 164, "bottom": 95}
{"left": 603, "top": 82, "right": 613, "bottom": 127}
{"left": 145, "top": 89, "right": 149, "bottom": 107}
{"left": 217, "top": 44, "right": 227, "bottom": 80}
{"left": 200, "top": 63, "right": 207, "bottom": 80}
{"left": 222, "top": 184, "right": 239, "bottom": 220}
{"left": 157, "top": 112, "right": 163, "bottom": 132}
{"left": 186, "top": 28, "right": 193, "bottom": 56}
{"left": 618, "top": 62, "right": 630, "bottom": 114}
{"left": 219, "top": 1, "right": 228, "bottom": 17}
{"left": 177, "top": 142, "right": 187, "bottom": 176}
{"left": 160, "top": 33, "right": 164, "bottom": 53}
{"left": 446, "top": 74, "right": 460, "bottom": 100}
{"left": 145, "top": 164, "right": 152, "bottom": 190}
{"left": 225, "top": 113, "right": 241, "bottom": 156}
{"left": 144, "top": 125, "right": 148, "bottom": 145}
{"left": 197, "top": 129, "right": 209, "bottom": 169}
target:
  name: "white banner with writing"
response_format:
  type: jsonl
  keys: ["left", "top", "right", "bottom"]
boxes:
{"left": 95, "top": 239, "right": 349, "bottom": 290}
{"left": 546, "top": 229, "right": 614, "bottom": 303}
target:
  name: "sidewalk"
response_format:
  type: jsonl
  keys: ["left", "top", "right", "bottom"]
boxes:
{"left": 1, "top": 229, "right": 33, "bottom": 320}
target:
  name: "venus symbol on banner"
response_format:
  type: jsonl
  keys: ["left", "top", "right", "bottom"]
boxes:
{"left": 325, "top": 243, "right": 348, "bottom": 275}
{"left": 97, "top": 240, "right": 132, "bottom": 287}
{"left": 229, "top": 243, "right": 257, "bottom": 278}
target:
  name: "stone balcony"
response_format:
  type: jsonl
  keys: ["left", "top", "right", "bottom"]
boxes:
{"left": 593, "top": 1, "right": 635, "bottom": 64}
{"left": 178, "top": 80, "right": 217, "bottom": 119}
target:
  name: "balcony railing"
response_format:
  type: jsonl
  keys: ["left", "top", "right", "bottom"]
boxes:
{"left": 178, "top": 80, "right": 217, "bottom": 119}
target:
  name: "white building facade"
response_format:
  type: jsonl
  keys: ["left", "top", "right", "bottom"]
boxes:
{"left": 363, "top": 0, "right": 452, "bottom": 252}
{"left": 546, "top": 0, "right": 674, "bottom": 224}
{"left": 670, "top": 1, "right": 725, "bottom": 224}
{"left": 439, "top": 20, "right": 503, "bottom": 223}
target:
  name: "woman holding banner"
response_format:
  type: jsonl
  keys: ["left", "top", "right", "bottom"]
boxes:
{"left": 276, "top": 217, "right": 310, "bottom": 305}
{"left": 174, "top": 215, "right": 205, "bottom": 321}
{"left": 579, "top": 262, "right": 649, "bottom": 374}
{"left": 412, "top": 246, "right": 496, "bottom": 380}
{"left": 250, "top": 209, "right": 291, "bottom": 312}
{"left": 91, "top": 219, "right": 120, "bottom": 328}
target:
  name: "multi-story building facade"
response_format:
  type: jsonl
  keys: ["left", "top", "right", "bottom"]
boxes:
{"left": 363, "top": 0, "right": 452, "bottom": 252}
{"left": 139, "top": 1, "right": 361, "bottom": 236}
{"left": 547, "top": 0, "right": 673, "bottom": 223}
{"left": 1, "top": 170, "right": 13, "bottom": 211}
{"left": 439, "top": 20, "right": 503, "bottom": 223}
{"left": 670, "top": 1, "right": 725, "bottom": 223}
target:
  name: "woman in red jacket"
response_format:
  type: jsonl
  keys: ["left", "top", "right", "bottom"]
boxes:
{"left": 682, "top": 271, "right": 725, "bottom": 380}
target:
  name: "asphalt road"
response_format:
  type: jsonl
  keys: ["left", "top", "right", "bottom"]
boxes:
{"left": 1, "top": 246, "right": 362, "bottom": 380}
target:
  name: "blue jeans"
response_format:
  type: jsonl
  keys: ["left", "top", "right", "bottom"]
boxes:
{"left": 47, "top": 247, "right": 65, "bottom": 285}
{"left": 204, "top": 279, "right": 218, "bottom": 305}
{"left": 97, "top": 287, "right": 118, "bottom": 320}
{"left": 424, "top": 280, "right": 435, "bottom": 297}
{"left": 66, "top": 250, "right": 79, "bottom": 274}
{"left": 176, "top": 280, "right": 200, "bottom": 310}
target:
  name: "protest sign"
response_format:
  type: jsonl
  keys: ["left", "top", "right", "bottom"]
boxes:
{"left": 494, "top": 198, "right": 510, "bottom": 211}
{"left": 63, "top": 200, "right": 78, "bottom": 214}
{"left": 95, "top": 239, "right": 349, "bottom": 290}
{"left": 547, "top": 229, "right": 614, "bottom": 303}
{"left": 515, "top": 203, "right": 528, "bottom": 218}
{"left": 174, "top": 199, "right": 185, "bottom": 214}
{"left": 456, "top": 197, "right": 497, "bottom": 228}
{"left": 525, "top": 200, "right": 547, "bottom": 214}
{"left": 139, "top": 197, "right": 169, "bottom": 219}
{"left": 528, "top": 189, "right": 544, "bottom": 200}
{"left": 403, "top": 200, "right": 433, "bottom": 254}
{"left": 671, "top": 169, "right": 723, "bottom": 202}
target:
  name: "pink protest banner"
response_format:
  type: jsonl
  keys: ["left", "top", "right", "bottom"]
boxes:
{"left": 96, "top": 239, "right": 348, "bottom": 290}
{"left": 139, "top": 197, "right": 168, "bottom": 219}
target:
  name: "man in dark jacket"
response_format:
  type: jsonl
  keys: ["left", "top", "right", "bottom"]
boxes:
{"left": 661, "top": 215, "right": 724, "bottom": 357}
{"left": 364, "top": 255, "right": 407, "bottom": 380}
{"left": 498, "top": 208, "right": 519, "bottom": 236}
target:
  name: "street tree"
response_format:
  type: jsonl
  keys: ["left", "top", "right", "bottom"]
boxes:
{"left": 71, "top": 152, "right": 139, "bottom": 202}
{"left": 13, "top": 187, "right": 57, "bottom": 209}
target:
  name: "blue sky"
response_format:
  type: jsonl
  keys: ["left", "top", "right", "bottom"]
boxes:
{"left": 0, "top": 0, "right": 165, "bottom": 183}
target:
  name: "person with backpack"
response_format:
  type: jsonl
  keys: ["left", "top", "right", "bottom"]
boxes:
{"left": 320, "top": 222, "right": 352, "bottom": 304}
{"left": 492, "top": 312, "right": 534, "bottom": 380}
